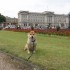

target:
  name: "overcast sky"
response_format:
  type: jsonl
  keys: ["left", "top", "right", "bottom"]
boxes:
{"left": 0, "top": 0, "right": 70, "bottom": 18}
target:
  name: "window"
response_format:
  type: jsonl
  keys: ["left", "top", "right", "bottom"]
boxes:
{"left": 24, "top": 23, "right": 27, "bottom": 26}
{"left": 61, "top": 23, "right": 64, "bottom": 27}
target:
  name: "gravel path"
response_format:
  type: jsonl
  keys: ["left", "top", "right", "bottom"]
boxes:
{"left": 0, "top": 52, "right": 18, "bottom": 70}
{"left": 0, "top": 52, "right": 44, "bottom": 70}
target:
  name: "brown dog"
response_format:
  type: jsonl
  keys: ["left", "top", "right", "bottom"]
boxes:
{"left": 24, "top": 31, "right": 37, "bottom": 54}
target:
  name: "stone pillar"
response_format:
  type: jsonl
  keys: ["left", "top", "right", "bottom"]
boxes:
{"left": 69, "top": 13, "right": 70, "bottom": 28}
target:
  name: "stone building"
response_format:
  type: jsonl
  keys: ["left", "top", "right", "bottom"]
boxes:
{"left": 18, "top": 11, "right": 69, "bottom": 29}
{"left": 6, "top": 16, "right": 18, "bottom": 25}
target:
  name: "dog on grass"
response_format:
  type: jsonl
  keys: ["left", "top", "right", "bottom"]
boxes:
{"left": 24, "top": 31, "right": 37, "bottom": 54}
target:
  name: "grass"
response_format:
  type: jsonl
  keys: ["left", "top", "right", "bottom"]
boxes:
{"left": 0, "top": 30, "right": 70, "bottom": 70}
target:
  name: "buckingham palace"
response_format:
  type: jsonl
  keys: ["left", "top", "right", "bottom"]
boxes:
{"left": 18, "top": 11, "right": 70, "bottom": 29}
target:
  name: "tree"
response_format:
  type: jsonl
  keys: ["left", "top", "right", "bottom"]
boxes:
{"left": 0, "top": 14, "right": 6, "bottom": 24}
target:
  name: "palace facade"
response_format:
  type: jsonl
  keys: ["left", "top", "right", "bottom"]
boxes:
{"left": 18, "top": 11, "right": 69, "bottom": 29}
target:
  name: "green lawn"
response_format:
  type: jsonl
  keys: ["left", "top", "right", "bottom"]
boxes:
{"left": 0, "top": 30, "right": 70, "bottom": 70}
